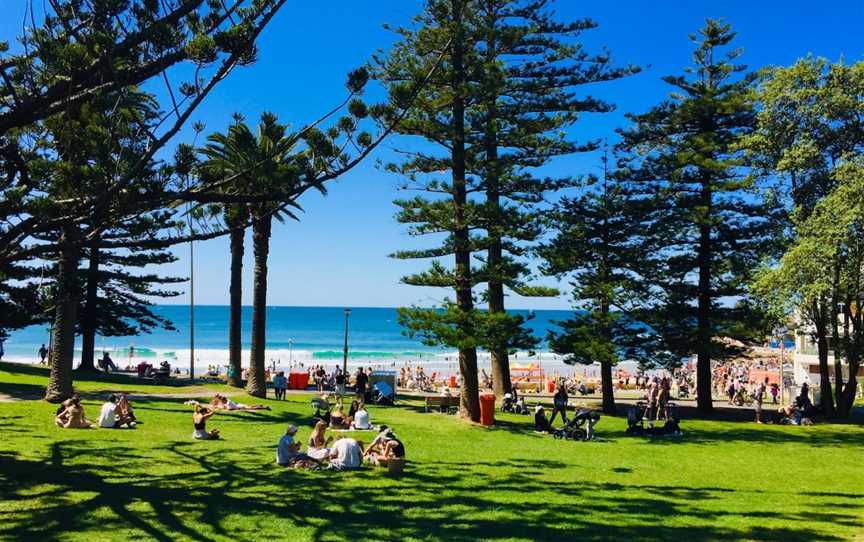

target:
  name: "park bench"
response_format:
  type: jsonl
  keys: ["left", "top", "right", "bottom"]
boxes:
{"left": 425, "top": 395, "right": 460, "bottom": 414}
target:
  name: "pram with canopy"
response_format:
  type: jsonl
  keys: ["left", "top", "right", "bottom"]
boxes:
{"left": 552, "top": 408, "right": 600, "bottom": 441}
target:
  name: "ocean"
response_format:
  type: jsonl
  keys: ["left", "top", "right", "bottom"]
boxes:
{"left": 2, "top": 305, "right": 600, "bottom": 376}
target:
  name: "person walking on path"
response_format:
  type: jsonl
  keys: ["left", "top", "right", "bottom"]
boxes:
{"left": 656, "top": 377, "right": 670, "bottom": 421}
{"left": 754, "top": 378, "right": 767, "bottom": 424}
{"left": 39, "top": 344, "right": 48, "bottom": 364}
{"left": 769, "top": 382, "right": 779, "bottom": 404}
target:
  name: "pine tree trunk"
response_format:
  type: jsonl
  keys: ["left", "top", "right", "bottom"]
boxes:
{"left": 600, "top": 360, "right": 616, "bottom": 414}
{"left": 599, "top": 295, "right": 617, "bottom": 414}
{"left": 451, "top": 0, "right": 480, "bottom": 422}
{"left": 485, "top": 125, "right": 510, "bottom": 398}
{"left": 227, "top": 213, "right": 245, "bottom": 388}
{"left": 695, "top": 183, "right": 714, "bottom": 413}
{"left": 482, "top": 0, "right": 511, "bottom": 400}
{"left": 78, "top": 237, "right": 100, "bottom": 372}
{"left": 45, "top": 222, "right": 81, "bottom": 403}
{"left": 247, "top": 212, "right": 271, "bottom": 399}
{"left": 815, "top": 322, "right": 836, "bottom": 416}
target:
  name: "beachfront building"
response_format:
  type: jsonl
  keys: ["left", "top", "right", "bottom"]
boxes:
{"left": 792, "top": 327, "right": 864, "bottom": 388}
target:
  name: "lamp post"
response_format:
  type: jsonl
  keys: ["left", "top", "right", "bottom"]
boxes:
{"left": 288, "top": 338, "right": 294, "bottom": 368}
{"left": 342, "top": 308, "right": 351, "bottom": 375}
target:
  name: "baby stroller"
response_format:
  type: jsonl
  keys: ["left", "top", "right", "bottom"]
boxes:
{"left": 626, "top": 401, "right": 649, "bottom": 435}
{"left": 311, "top": 396, "right": 331, "bottom": 426}
{"left": 553, "top": 408, "right": 600, "bottom": 441}
{"left": 501, "top": 393, "right": 515, "bottom": 413}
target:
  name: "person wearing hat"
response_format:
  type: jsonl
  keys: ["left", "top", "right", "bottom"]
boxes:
{"left": 534, "top": 404, "right": 552, "bottom": 433}
{"left": 277, "top": 425, "right": 311, "bottom": 466}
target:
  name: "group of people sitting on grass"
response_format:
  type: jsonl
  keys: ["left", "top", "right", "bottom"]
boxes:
{"left": 312, "top": 395, "right": 373, "bottom": 430}
{"left": 55, "top": 393, "right": 138, "bottom": 429}
{"left": 276, "top": 421, "right": 406, "bottom": 471}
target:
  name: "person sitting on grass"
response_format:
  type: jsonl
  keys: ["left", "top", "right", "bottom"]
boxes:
{"left": 210, "top": 393, "right": 271, "bottom": 411}
{"left": 307, "top": 420, "right": 334, "bottom": 460}
{"left": 514, "top": 394, "right": 528, "bottom": 415}
{"left": 277, "top": 425, "right": 315, "bottom": 466}
{"left": 352, "top": 403, "right": 372, "bottom": 430}
{"left": 116, "top": 394, "right": 137, "bottom": 423}
{"left": 364, "top": 426, "right": 405, "bottom": 465}
{"left": 192, "top": 405, "right": 220, "bottom": 440}
{"left": 329, "top": 404, "right": 352, "bottom": 429}
{"left": 328, "top": 437, "right": 364, "bottom": 470}
{"left": 98, "top": 394, "right": 136, "bottom": 429}
{"left": 55, "top": 394, "right": 94, "bottom": 428}
{"left": 534, "top": 405, "right": 552, "bottom": 433}
{"left": 348, "top": 398, "right": 362, "bottom": 418}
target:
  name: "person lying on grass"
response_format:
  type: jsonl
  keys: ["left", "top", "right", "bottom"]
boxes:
{"left": 209, "top": 393, "right": 271, "bottom": 411}
{"left": 192, "top": 405, "right": 220, "bottom": 440}
{"left": 55, "top": 394, "right": 94, "bottom": 429}
{"left": 98, "top": 394, "right": 137, "bottom": 429}
{"left": 328, "top": 437, "right": 364, "bottom": 470}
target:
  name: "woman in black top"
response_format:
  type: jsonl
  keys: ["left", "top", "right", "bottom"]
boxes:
{"left": 549, "top": 382, "right": 569, "bottom": 426}
{"left": 192, "top": 405, "right": 220, "bottom": 440}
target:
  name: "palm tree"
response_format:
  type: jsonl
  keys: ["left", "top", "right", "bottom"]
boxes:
{"left": 199, "top": 113, "right": 304, "bottom": 398}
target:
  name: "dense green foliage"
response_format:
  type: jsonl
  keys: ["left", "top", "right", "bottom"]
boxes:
{"left": 748, "top": 58, "right": 864, "bottom": 417}
{"left": 540, "top": 152, "right": 669, "bottom": 413}
{"left": 615, "top": 20, "right": 784, "bottom": 412}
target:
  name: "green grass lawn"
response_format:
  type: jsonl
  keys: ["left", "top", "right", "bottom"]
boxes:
{"left": 0, "top": 363, "right": 862, "bottom": 541}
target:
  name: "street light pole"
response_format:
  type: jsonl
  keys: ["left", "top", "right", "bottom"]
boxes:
{"left": 288, "top": 338, "right": 294, "bottom": 368}
{"left": 342, "top": 308, "right": 351, "bottom": 376}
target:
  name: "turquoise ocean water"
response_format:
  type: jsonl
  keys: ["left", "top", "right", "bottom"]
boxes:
{"left": 2, "top": 305, "right": 579, "bottom": 374}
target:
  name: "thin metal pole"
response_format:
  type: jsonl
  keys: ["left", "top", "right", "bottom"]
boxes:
{"left": 342, "top": 309, "right": 350, "bottom": 375}
{"left": 190, "top": 236, "right": 195, "bottom": 381}
{"left": 188, "top": 197, "right": 195, "bottom": 381}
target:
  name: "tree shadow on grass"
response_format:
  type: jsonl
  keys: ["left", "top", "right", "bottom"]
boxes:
{"left": 0, "top": 381, "right": 44, "bottom": 401}
{"left": 0, "top": 442, "right": 859, "bottom": 542}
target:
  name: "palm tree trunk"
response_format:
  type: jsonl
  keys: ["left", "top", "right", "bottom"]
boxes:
{"left": 247, "top": 212, "right": 271, "bottom": 398}
{"left": 45, "top": 222, "right": 81, "bottom": 403}
{"left": 78, "top": 236, "right": 100, "bottom": 372}
{"left": 227, "top": 209, "right": 246, "bottom": 388}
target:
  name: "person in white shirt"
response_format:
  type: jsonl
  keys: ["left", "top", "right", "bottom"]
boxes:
{"left": 352, "top": 405, "right": 371, "bottom": 430}
{"left": 98, "top": 394, "right": 135, "bottom": 428}
{"left": 329, "top": 437, "right": 363, "bottom": 469}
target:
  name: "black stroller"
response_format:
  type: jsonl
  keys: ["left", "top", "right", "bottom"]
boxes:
{"left": 627, "top": 401, "right": 682, "bottom": 437}
{"left": 553, "top": 408, "right": 600, "bottom": 441}
{"left": 626, "top": 401, "right": 650, "bottom": 435}
{"left": 311, "top": 397, "right": 331, "bottom": 427}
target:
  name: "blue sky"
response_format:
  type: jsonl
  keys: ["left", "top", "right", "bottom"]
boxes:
{"left": 3, "top": 1, "right": 862, "bottom": 309}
